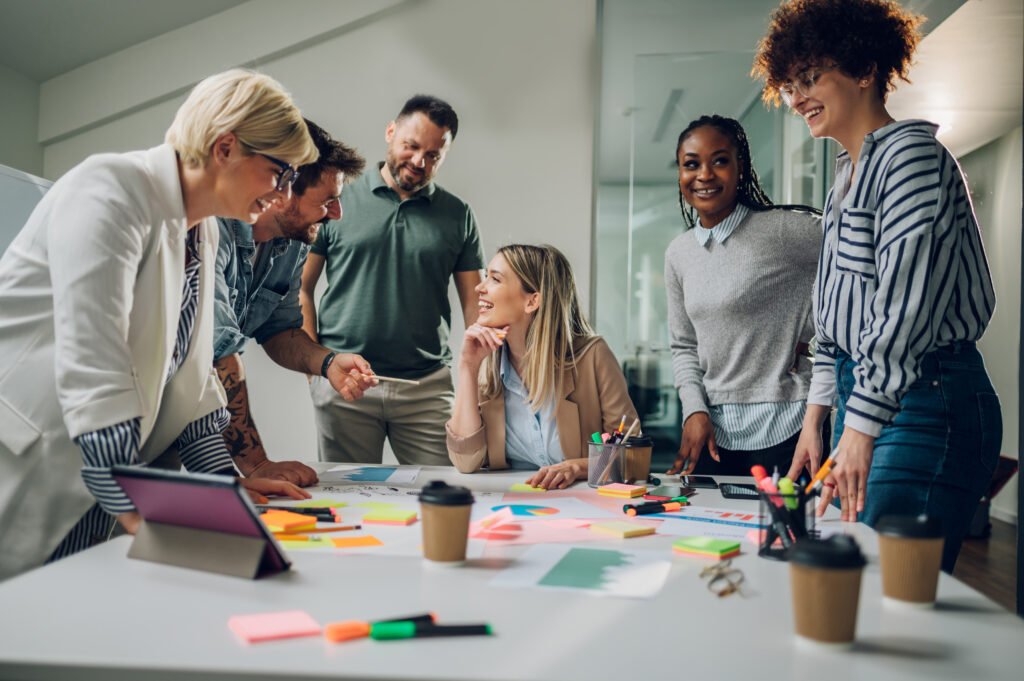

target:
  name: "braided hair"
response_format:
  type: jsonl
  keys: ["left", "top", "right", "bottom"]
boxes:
{"left": 674, "top": 114, "right": 819, "bottom": 229}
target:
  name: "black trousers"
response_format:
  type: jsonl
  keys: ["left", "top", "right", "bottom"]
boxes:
{"left": 692, "top": 416, "right": 832, "bottom": 479}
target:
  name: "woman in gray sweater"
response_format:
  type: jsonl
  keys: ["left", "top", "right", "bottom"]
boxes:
{"left": 665, "top": 115, "right": 823, "bottom": 477}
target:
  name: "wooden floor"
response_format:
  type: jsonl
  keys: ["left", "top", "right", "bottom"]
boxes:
{"left": 953, "top": 518, "right": 1018, "bottom": 613}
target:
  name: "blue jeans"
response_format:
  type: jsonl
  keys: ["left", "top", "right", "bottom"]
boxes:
{"left": 834, "top": 343, "right": 1001, "bottom": 573}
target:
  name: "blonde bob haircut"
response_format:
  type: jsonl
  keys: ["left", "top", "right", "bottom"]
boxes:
{"left": 165, "top": 69, "right": 317, "bottom": 169}
{"left": 480, "top": 244, "right": 597, "bottom": 411}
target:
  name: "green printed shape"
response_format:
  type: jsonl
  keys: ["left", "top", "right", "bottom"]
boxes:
{"left": 538, "top": 548, "right": 631, "bottom": 590}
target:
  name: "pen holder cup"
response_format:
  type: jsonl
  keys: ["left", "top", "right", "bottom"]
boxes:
{"left": 758, "top": 489, "right": 818, "bottom": 561}
{"left": 621, "top": 436, "right": 653, "bottom": 485}
{"left": 587, "top": 442, "right": 625, "bottom": 487}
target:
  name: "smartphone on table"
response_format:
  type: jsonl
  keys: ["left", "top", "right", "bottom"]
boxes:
{"left": 681, "top": 475, "right": 718, "bottom": 489}
{"left": 643, "top": 485, "right": 695, "bottom": 501}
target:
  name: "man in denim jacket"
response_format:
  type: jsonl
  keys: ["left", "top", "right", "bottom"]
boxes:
{"left": 213, "top": 120, "right": 373, "bottom": 485}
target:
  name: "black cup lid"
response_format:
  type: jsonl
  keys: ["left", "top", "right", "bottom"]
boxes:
{"left": 419, "top": 480, "right": 474, "bottom": 506}
{"left": 789, "top": 536, "right": 866, "bottom": 569}
{"left": 876, "top": 514, "right": 943, "bottom": 539}
{"left": 623, "top": 435, "right": 653, "bottom": 447}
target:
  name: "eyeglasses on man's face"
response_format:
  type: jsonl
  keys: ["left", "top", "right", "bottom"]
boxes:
{"left": 779, "top": 65, "right": 835, "bottom": 105}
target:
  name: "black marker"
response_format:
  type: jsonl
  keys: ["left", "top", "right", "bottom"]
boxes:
{"left": 370, "top": 621, "right": 492, "bottom": 640}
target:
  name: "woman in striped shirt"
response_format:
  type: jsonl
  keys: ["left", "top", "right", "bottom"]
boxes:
{"left": 665, "top": 115, "right": 823, "bottom": 477}
{"left": 754, "top": 0, "right": 1000, "bottom": 571}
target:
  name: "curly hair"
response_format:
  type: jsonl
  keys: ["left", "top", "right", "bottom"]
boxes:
{"left": 752, "top": 0, "right": 924, "bottom": 107}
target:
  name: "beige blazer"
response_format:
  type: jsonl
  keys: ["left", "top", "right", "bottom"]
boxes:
{"left": 0, "top": 145, "right": 226, "bottom": 579}
{"left": 446, "top": 337, "right": 639, "bottom": 473}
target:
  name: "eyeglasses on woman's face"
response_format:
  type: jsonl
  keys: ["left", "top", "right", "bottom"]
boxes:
{"left": 779, "top": 65, "right": 835, "bottom": 105}
{"left": 257, "top": 152, "right": 299, "bottom": 193}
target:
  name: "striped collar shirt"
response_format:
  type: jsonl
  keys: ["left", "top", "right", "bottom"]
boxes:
{"left": 694, "top": 204, "right": 750, "bottom": 247}
{"left": 807, "top": 120, "right": 996, "bottom": 437}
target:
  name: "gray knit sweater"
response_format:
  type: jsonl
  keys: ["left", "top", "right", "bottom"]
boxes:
{"left": 664, "top": 207, "right": 822, "bottom": 424}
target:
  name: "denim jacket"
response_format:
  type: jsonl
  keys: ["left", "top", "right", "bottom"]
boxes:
{"left": 213, "top": 218, "right": 309, "bottom": 360}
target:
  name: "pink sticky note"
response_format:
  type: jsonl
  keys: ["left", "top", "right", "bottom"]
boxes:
{"left": 228, "top": 610, "right": 321, "bottom": 643}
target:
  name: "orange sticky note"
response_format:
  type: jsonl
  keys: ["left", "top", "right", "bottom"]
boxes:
{"left": 261, "top": 510, "right": 317, "bottom": 533}
{"left": 228, "top": 610, "right": 321, "bottom": 643}
{"left": 332, "top": 535, "right": 384, "bottom": 549}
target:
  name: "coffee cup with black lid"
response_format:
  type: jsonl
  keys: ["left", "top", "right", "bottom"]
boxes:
{"left": 419, "top": 481, "right": 474, "bottom": 565}
{"left": 877, "top": 514, "right": 943, "bottom": 608}
{"left": 789, "top": 535, "right": 867, "bottom": 647}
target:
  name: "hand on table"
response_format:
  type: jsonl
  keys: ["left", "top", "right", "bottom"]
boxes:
{"left": 248, "top": 458, "right": 319, "bottom": 487}
{"left": 667, "top": 412, "right": 718, "bottom": 475}
{"left": 116, "top": 511, "right": 142, "bottom": 535}
{"left": 240, "top": 477, "right": 311, "bottom": 505}
{"left": 816, "top": 427, "right": 874, "bottom": 521}
{"left": 526, "top": 459, "right": 587, "bottom": 490}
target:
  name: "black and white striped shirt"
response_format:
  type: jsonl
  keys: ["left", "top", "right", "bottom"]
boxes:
{"left": 807, "top": 120, "right": 996, "bottom": 437}
{"left": 50, "top": 230, "right": 234, "bottom": 561}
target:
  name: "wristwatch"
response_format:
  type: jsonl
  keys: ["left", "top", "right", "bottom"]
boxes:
{"left": 320, "top": 351, "right": 337, "bottom": 378}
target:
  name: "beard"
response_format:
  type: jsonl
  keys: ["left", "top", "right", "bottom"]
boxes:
{"left": 385, "top": 154, "right": 429, "bottom": 194}
{"left": 274, "top": 203, "right": 320, "bottom": 245}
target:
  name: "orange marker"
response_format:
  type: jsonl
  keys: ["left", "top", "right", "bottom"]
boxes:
{"left": 804, "top": 448, "right": 840, "bottom": 494}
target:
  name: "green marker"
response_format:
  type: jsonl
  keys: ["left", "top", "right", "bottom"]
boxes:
{"left": 777, "top": 478, "right": 798, "bottom": 510}
{"left": 370, "top": 621, "right": 492, "bottom": 640}
{"left": 591, "top": 432, "right": 603, "bottom": 444}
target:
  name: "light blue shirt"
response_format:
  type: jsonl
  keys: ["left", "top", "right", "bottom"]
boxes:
{"left": 695, "top": 203, "right": 804, "bottom": 450}
{"left": 500, "top": 347, "right": 563, "bottom": 470}
{"left": 213, "top": 218, "right": 310, "bottom": 360}
{"left": 694, "top": 203, "right": 749, "bottom": 246}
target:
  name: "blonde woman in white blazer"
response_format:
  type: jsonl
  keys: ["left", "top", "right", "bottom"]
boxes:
{"left": 0, "top": 70, "right": 353, "bottom": 580}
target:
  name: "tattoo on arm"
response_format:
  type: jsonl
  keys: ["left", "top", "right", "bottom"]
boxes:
{"left": 214, "top": 355, "right": 266, "bottom": 465}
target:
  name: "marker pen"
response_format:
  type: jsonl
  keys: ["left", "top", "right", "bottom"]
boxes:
{"left": 624, "top": 501, "right": 684, "bottom": 516}
{"left": 370, "top": 621, "right": 492, "bottom": 640}
{"left": 325, "top": 613, "right": 437, "bottom": 643}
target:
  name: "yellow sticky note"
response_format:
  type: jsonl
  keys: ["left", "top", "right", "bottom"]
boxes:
{"left": 332, "top": 535, "right": 384, "bottom": 549}
{"left": 589, "top": 521, "right": 656, "bottom": 538}
{"left": 509, "top": 483, "right": 547, "bottom": 493}
{"left": 362, "top": 509, "right": 418, "bottom": 526}
{"left": 596, "top": 483, "right": 645, "bottom": 498}
{"left": 295, "top": 500, "right": 347, "bottom": 509}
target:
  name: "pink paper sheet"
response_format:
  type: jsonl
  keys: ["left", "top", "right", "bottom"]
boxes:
{"left": 228, "top": 610, "right": 321, "bottom": 643}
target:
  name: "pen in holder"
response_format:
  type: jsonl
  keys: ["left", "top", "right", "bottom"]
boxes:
{"left": 757, "top": 488, "right": 818, "bottom": 561}
{"left": 587, "top": 442, "right": 625, "bottom": 487}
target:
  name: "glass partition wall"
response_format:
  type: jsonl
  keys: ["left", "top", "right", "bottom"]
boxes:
{"left": 594, "top": 16, "right": 834, "bottom": 468}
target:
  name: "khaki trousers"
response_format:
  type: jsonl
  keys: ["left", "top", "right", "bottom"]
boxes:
{"left": 310, "top": 365, "right": 454, "bottom": 466}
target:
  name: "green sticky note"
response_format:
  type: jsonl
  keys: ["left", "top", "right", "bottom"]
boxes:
{"left": 672, "top": 537, "right": 740, "bottom": 556}
{"left": 509, "top": 483, "right": 547, "bottom": 493}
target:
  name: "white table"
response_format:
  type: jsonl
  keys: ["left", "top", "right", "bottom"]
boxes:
{"left": 0, "top": 466, "right": 1019, "bottom": 681}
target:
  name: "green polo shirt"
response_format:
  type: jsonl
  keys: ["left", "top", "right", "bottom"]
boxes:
{"left": 310, "top": 163, "right": 484, "bottom": 378}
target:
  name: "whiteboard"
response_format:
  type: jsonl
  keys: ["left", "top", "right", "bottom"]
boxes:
{"left": 0, "top": 163, "right": 51, "bottom": 256}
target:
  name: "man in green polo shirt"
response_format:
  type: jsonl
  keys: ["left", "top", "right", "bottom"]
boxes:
{"left": 301, "top": 94, "right": 484, "bottom": 465}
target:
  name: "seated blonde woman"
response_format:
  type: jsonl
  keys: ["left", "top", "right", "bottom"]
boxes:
{"left": 447, "top": 244, "right": 638, "bottom": 490}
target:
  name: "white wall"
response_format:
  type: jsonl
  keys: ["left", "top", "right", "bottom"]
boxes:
{"left": 961, "top": 126, "right": 1023, "bottom": 523}
{"left": 0, "top": 64, "right": 43, "bottom": 176}
{"left": 38, "top": 0, "right": 598, "bottom": 463}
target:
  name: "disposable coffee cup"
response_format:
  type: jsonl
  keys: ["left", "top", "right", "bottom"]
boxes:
{"left": 789, "top": 536, "right": 866, "bottom": 648}
{"left": 877, "top": 515, "right": 944, "bottom": 608}
{"left": 622, "top": 436, "right": 653, "bottom": 485}
{"left": 419, "top": 481, "right": 474, "bottom": 565}
{"left": 587, "top": 442, "right": 624, "bottom": 487}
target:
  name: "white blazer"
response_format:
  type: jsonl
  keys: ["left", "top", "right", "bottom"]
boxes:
{"left": 0, "top": 144, "right": 226, "bottom": 579}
